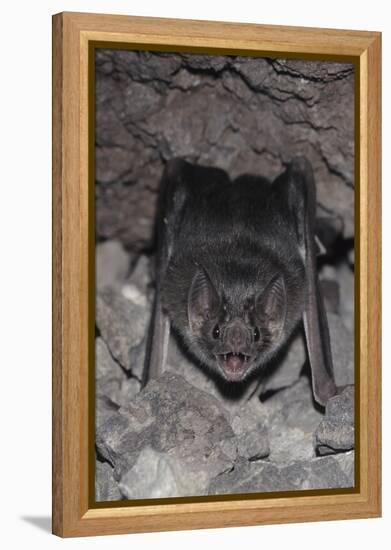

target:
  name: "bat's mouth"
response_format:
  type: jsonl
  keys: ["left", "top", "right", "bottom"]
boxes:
{"left": 216, "top": 352, "right": 251, "bottom": 381}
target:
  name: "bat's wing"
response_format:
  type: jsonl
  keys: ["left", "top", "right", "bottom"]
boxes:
{"left": 143, "top": 159, "right": 192, "bottom": 385}
{"left": 274, "top": 157, "right": 337, "bottom": 406}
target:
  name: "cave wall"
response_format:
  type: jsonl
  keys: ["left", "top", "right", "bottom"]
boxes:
{"left": 95, "top": 49, "right": 354, "bottom": 252}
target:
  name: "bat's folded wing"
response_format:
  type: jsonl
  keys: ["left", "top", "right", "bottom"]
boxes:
{"left": 276, "top": 157, "right": 338, "bottom": 406}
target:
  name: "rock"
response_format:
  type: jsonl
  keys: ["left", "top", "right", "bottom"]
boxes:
{"left": 165, "top": 335, "right": 225, "bottom": 401}
{"left": 96, "top": 460, "right": 122, "bottom": 501}
{"left": 262, "top": 377, "right": 324, "bottom": 463}
{"left": 315, "top": 386, "right": 355, "bottom": 455}
{"left": 95, "top": 336, "right": 141, "bottom": 412}
{"left": 335, "top": 450, "right": 355, "bottom": 483}
{"left": 116, "top": 377, "right": 142, "bottom": 407}
{"left": 96, "top": 373, "right": 237, "bottom": 499}
{"left": 208, "top": 453, "right": 353, "bottom": 495}
{"left": 119, "top": 447, "right": 198, "bottom": 499}
{"left": 260, "top": 331, "right": 306, "bottom": 393}
{"left": 95, "top": 337, "right": 123, "bottom": 403}
{"left": 96, "top": 240, "right": 131, "bottom": 290}
{"left": 126, "top": 254, "right": 153, "bottom": 298}
{"left": 96, "top": 287, "right": 151, "bottom": 376}
{"left": 96, "top": 394, "right": 120, "bottom": 429}
{"left": 166, "top": 335, "right": 271, "bottom": 411}
{"left": 327, "top": 312, "right": 354, "bottom": 386}
{"left": 230, "top": 400, "right": 269, "bottom": 460}
{"left": 208, "top": 457, "right": 284, "bottom": 495}
{"left": 95, "top": 50, "right": 354, "bottom": 251}
{"left": 279, "top": 454, "right": 353, "bottom": 490}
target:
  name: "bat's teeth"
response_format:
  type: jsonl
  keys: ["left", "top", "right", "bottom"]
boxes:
{"left": 224, "top": 354, "right": 227, "bottom": 361}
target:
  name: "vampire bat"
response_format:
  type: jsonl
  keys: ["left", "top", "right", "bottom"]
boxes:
{"left": 143, "top": 156, "right": 337, "bottom": 406}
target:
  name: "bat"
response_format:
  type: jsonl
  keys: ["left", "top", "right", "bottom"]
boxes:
{"left": 143, "top": 157, "right": 337, "bottom": 406}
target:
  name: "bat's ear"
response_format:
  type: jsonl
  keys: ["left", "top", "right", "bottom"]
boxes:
{"left": 276, "top": 157, "right": 337, "bottom": 406}
{"left": 255, "top": 275, "right": 287, "bottom": 339}
{"left": 188, "top": 268, "right": 220, "bottom": 333}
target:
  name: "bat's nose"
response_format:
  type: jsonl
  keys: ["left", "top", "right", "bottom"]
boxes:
{"left": 226, "top": 322, "right": 250, "bottom": 351}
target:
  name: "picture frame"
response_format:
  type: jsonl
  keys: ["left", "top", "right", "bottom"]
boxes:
{"left": 52, "top": 11, "right": 381, "bottom": 537}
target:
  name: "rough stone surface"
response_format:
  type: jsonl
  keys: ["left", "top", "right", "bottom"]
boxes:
{"left": 208, "top": 457, "right": 285, "bottom": 495}
{"left": 96, "top": 287, "right": 151, "bottom": 375}
{"left": 96, "top": 394, "right": 120, "bottom": 430}
{"left": 96, "top": 460, "right": 123, "bottom": 501}
{"left": 165, "top": 335, "right": 230, "bottom": 402}
{"left": 335, "top": 450, "right": 355, "bottom": 483}
{"left": 123, "top": 254, "right": 154, "bottom": 306}
{"left": 95, "top": 336, "right": 141, "bottom": 411}
{"left": 230, "top": 400, "right": 269, "bottom": 460}
{"left": 95, "top": 337, "right": 123, "bottom": 403}
{"left": 96, "top": 373, "right": 238, "bottom": 498}
{"left": 262, "top": 377, "right": 324, "bottom": 463}
{"left": 119, "top": 447, "right": 190, "bottom": 499}
{"left": 316, "top": 386, "right": 355, "bottom": 455}
{"left": 208, "top": 452, "right": 353, "bottom": 495}
{"left": 95, "top": 50, "right": 354, "bottom": 251}
{"left": 96, "top": 239, "right": 131, "bottom": 290}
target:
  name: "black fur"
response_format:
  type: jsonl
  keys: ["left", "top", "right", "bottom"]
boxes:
{"left": 144, "top": 157, "right": 337, "bottom": 405}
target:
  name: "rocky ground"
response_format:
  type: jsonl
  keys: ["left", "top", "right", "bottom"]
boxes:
{"left": 95, "top": 242, "right": 355, "bottom": 502}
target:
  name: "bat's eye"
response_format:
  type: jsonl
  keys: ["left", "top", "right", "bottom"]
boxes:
{"left": 253, "top": 327, "right": 260, "bottom": 342}
{"left": 212, "top": 325, "right": 220, "bottom": 339}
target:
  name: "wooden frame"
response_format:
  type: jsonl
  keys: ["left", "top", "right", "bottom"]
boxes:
{"left": 52, "top": 11, "right": 381, "bottom": 537}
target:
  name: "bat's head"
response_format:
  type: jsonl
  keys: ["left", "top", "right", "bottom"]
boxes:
{"left": 187, "top": 265, "right": 297, "bottom": 382}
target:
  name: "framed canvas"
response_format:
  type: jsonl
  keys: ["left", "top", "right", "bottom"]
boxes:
{"left": 52, "top": 11, "right": 381, "bottom": 537}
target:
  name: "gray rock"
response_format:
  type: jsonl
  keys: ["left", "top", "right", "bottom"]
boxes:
{"left": 230, "top": 400, "right": 269, "bottom": 460}
{"left": 166, "top": 335, "right": 270, "bottom": 413}
{"left": 208, "top": 457, "right": 284, "bottom": 495}
{"left": 119, "top": 447, "right": 188, "bottom": 499}
{"left": 315, "top": 386, "right": 355, "bottom": 455}
{"left": 165, "top": 336, "right": 225, "bottom": 401}
{"left": 116, "top": 377, "right": 142, "bottom": 407}
{"left": 96, "top": 240, "right": 131, "bottom": 291}
{"left": 96, "top": 460, "right": 122, "bottom": 501}
{"left": 96, "top": 373, "right": 237, "bottom": 499}
{"left": 126, "top": 254, "right": 153, "bottom": 299}
{"left": 335, "top": 451, "right": 355, "bottom": 484}
{"left": 279, "top": 454, "right": 353, "bottom": 490}
{"left": 262, "top": 377, "right": 324, "bottom": 464}
{"left": 208, "top": 453, "right": 353, "bottom": 495}
{"left": 96, "top": 287, "right": 151, "bottom": 375}
{"left": 95, "top": 336, "right": 141, "bottom": 415}
{"left": 96, "top": 394, "right": 120, "bottom": 430}
{"left": 95, "top": 337, "right": 123, "bottom": 403}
